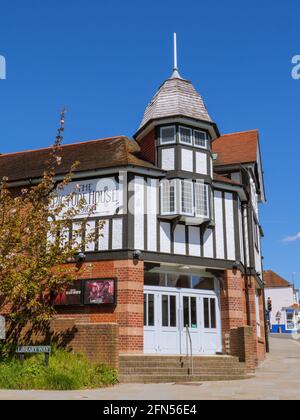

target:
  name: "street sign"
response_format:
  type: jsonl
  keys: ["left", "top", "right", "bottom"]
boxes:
{"left": 16, "top": 346, "right": 51, "bottom": 354}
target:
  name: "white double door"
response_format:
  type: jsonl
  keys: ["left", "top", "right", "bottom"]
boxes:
{"left": 144, "top": 287, "right": 222, "bottom": 355}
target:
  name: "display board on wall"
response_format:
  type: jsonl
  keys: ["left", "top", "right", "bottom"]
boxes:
{"left": 54, "top": 279, "right": 116, "bottom": 307}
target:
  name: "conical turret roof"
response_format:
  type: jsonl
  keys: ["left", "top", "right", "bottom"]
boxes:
{"left": 138, "top": 71, "right": 213, "bottom": 131}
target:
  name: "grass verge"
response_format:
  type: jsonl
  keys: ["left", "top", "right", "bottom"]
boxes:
{"left": 0, "top": 348, "right": 118, "bottom": 390}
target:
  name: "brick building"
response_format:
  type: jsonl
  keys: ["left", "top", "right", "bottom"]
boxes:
{"left": 0, "top": 43, "right": 267, "bottom": 375}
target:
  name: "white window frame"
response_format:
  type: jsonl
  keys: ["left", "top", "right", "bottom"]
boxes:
{"left": 195, "top": 183, "right": 209, "bottom": 218}
{"left": 160, "top": 126, "right": 176, "bottom": 145}
{"left": 160, "top": 179, "right": 177, "bottom": 216}
{"left": 180, "top": 179, "right": 194, "bottom": 216}
{"left": 193, "top": 129, "right": 208, "bottom": 149}
{"left": 179, "top": 126, "right": 192, "bottom": 145}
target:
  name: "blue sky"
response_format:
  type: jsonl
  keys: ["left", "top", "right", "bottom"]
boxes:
{"left": 0, "top": 0, "right": 300, "bottom": 288}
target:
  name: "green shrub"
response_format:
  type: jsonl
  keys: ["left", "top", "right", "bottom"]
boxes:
{"left": 0, "top": 348, "right": 118, "bottom": 390}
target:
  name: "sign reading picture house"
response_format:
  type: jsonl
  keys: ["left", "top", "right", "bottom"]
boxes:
{"left": 51, "top": 177, "right": 122, "bottom": 218}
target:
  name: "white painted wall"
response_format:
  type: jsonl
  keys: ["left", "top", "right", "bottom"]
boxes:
{"left": 265, "top": 286, "right": 295, "bottom": 326}
{"left": 160, "top": 222, "right": 171, "bottom": 253}
{"left": 225, "top": 192, "right": 236, "bottom": 260}
{"left": 174, "top": 225, "right": 186, "bottom": 255}
{"left": 188, "top": 226, "right": 201, "bottom": 257}
{"left": 161, "top": 148, "right": 175, "bottom": 171}
{"left": 195, "top": 152, "right": 207, "bottom": 175}
{"left": 181, "top": 149, "right": 193, "bottom": 172}
{"left": 147, "top": 178, "right": 158, "bottom": 252}
{"left": 214, "top": 191, "right": 225, "bottom": 259}
{"left": 203, "top": 228, "right": 214, "bottom": 258}
{"left": 133, "top": 176, "right": 145, "bottom": 250}
{"left": 112, "top": 218, "right": 123, "bottom": 249}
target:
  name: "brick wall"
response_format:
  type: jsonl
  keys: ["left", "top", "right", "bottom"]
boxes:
{"left": 5, "top": 319, "right": 119, "bottom": 369}
{"left": 56, "top": 259, "right": 144, "bottom": 354}
{"left": 229, "top": 326, "right": 255, "bottom": 373}
{"left": 220, "top": 269, "right": 245, "bottom": 348}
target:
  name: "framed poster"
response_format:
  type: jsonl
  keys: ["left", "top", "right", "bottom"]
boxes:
{"left": 54, "top": 280, "right": 83, "bottom": 307}
{"left": 84, "top": 279, "right": 116, "bottom": 305}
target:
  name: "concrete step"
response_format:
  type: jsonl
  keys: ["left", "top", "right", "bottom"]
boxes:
{"left": 120, "top": 361, "right": 245, "bottom": 369}
{"left": 120, "top": 367, "right": 247, "bottom": 375}
{"left": 119, "top": 374, "right": 253, "bottom": 384}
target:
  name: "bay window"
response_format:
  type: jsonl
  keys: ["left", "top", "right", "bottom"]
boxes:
{"left": 160, "top": 179, "right": 210, "bottom": 219}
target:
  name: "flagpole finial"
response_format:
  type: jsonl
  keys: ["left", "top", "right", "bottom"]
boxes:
{"left": 171, "top": 33, "right": 182, "bottom": 79}
{"left": 173, "top": 32, "right": 178, "bottom": 70}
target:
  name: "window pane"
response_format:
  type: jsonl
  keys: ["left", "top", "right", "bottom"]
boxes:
{"left": 179, "top": 127, "right": 192, "bottom": 144}
{"left": 210, "top": 298, "right": 216, "bottom": 329}
{"left": 195, "top": 183, "right": 209, "bottom": 217}
{"left": 192, "top": 276, "right": 214, "bottom": 290}
{"left": 194, "top": 130, "right": 207, "bottom": 148}
{"left": 144, "top": 272, "right": 165, "bottom": 286}
{"left": 161, "top": 180, "right": 176, "bottom": 215}
{"left": 204, "top": 298, "right": 210, "bottom": 328}
{"left": 170, "top": 295, "right": 177, "bottom": 327}
{"left": 176, "top": 275, "right": 190, "bottom": 288}
{"left": 161, "top": 127, "right": 175, "bottom": 144}
{"left": 183, "top": 296, "right": 190, "bottom": 328}
{"left": 148, "top": 294, "right": 155, "bottom": 326}
{"left": 162, "top": 295, "right": 169, "bottom": 327}
{"left": 144, "top": 294, "right": 147, "bottom": 326}
{"left": 191, "top": 297, "right": 197, "bottom": 327}
{"left": 181, "top": 181, "right": 193, "bottom": 215}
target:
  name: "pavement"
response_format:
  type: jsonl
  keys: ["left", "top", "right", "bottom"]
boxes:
{"left": 0, "top": 336, "right": 300, "bottom": 400}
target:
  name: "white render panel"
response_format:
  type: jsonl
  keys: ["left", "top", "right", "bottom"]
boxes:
{"left": 99, "top": 220, "right": 109, "bottom": 251}
{"left": 238, "top": 199, "right": 245, "bottom": 264}
{"left": 160, "top": 222, "right": 171, "bottom": 253}
{"left": 112, "top": 218, "right": 123, "bottom": 249}
{"left": 161, "top": 148, "right": 175, "bottom": 171}
{"left": 188, "top": 226, "right": 201, "bottom": 257}
{"left": 214, "top": 191, "right": 225, "bottom": 259}
{"left": 225, "top": 192, "right": 236, "bottom": 260}
{"left": 203, "top": 228, "right": 214, "bottom": 258}
{"left": 85, "top": 220, "right": 96, "bottom": 252}
{"left": 243, "top": 208, "right": 250, "bottom": 266}
{"left": 134, "top": 177, "right": 145, "bottom": 250}
{"left": 181, "top": 148, "right": 193, "bottom": 172}
{"left": 147, "top": 178, "right": 158, "bottom": 252}
{"left": 174, "top": 225, "right": 186, "bottom": 255}
{"left": 196, "top": 152, "right": 207, "bottom": 175}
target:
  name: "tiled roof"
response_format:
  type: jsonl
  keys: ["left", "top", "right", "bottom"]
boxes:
{"left": 138, "top": 75, "right": 212, "bottom": 131}
{"left": 264, "top": 270, "right": 292, "bottom": 288}
{"left": 0, "top": 136, "right": 155, "bottom": 182}
{"left": 212, "top": 130, "right": 258, "bottom": 166}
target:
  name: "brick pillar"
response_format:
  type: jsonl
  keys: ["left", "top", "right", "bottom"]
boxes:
{"left": 220, "top": 269, "right": 245, "bottom": 351}
{"left": 247, "top": 277, "right": 258, "bottom": 360}
{"left": 230, "top": 326, "right": 255, "bottom": 373}
{"left": 114, "top": 259, "right": 144, "bottom": 354}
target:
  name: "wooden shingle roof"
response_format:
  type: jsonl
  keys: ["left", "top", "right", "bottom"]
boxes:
{"left": 138, "top": 75, "right": 212, "bottom": 131}
{"left": 0, "top": 136, "right": 156, "bottom": 182}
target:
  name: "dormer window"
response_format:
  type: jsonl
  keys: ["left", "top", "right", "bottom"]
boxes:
{"left": 160, "top": 126, "right": 176, "bottom": 144}
{"left": 160, "top": 179, "right": 210, "bottom": 220}
{"left": 194, "top": 130, "right": 208, "bottom": 149}
{"left": 179, "top": 126, "right": 192, "bottom": 145}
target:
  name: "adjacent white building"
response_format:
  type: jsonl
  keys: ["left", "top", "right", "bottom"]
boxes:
{"left": 264, "top": 270, "right": 299, "bottom": 334}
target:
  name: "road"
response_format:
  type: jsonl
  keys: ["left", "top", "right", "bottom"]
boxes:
{"left": 0, "top": 336, "right": 299, "bottom": 400}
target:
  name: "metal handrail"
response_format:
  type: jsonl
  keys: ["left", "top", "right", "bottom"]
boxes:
{"left": 185, "top": 324, "right": 193, "bottom": 376}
